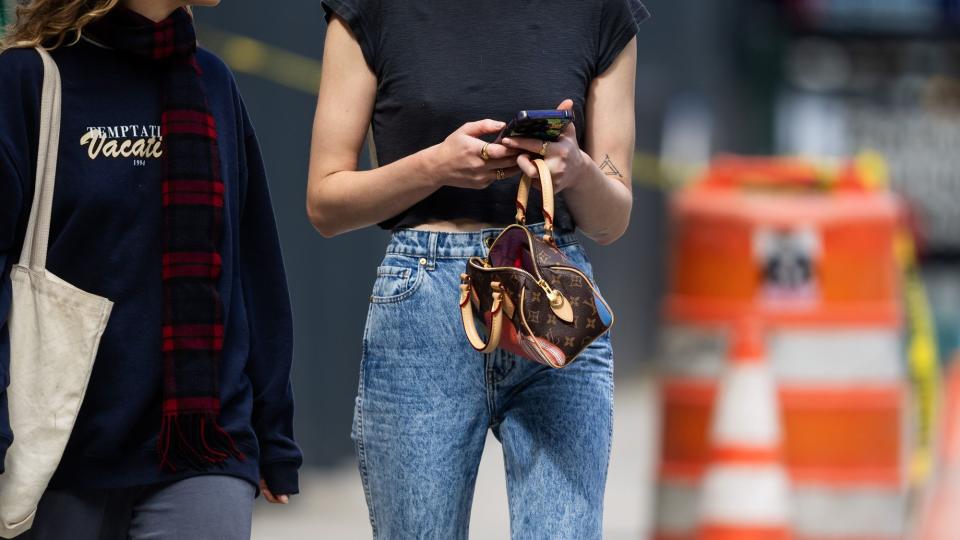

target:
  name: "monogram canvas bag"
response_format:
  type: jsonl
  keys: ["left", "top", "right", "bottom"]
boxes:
{"left": 0, "top": 47, "right": 113, "bottom": 537}
{"left": 459, "top": 159, "right": 614, "bottom": 368}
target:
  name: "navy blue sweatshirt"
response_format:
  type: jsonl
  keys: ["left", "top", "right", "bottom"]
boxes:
{"left": 0, "top": 40, "right": 301, "bottom": 494}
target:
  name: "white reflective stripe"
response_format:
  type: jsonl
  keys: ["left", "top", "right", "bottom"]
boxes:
{"left": 655, "top": 479, "right": 699, "bottom": 534}
{"left": 656, "top": 479, "right": 907, "bottom": 537}
{"left": 793, "top": 485, "right": 906, "bottom": 538}
{"left": 770, "top": 329, "right": 903, "bottom": 382}
{"left": 700, "top": 466, "right": 791, "bottom": 525}
{"left": 712, "top": 365, "right": 781, "bottom": 446}
{"left": 658, "top": 326, "right": 726, "bottom": 378}
{"left": 659, "top": 326, "right": 902, "bottom": 383}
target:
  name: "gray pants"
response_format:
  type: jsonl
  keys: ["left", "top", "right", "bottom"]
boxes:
{"left": 18, "top": 475, "right": 256, "bottom": 540}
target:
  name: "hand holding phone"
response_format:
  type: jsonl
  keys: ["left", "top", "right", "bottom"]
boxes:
{"left": 500, "top": 100, "right": 589, "bottom": 194}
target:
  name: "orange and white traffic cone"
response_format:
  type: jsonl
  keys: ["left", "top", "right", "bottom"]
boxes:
{"left": 697, "top": 319, "right": 792, "bottom": 540}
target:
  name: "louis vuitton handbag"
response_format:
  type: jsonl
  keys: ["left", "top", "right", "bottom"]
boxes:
{"left": 458, "top": 159, "right": 614, "bottom": 368}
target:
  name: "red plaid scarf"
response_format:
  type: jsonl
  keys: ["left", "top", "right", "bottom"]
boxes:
{"left": 88, "top": 7, "right": 243, "bottom": 471}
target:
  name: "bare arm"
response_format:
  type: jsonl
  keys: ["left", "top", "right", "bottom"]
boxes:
{"left": 571, "top": 38, "right": 637, "bottom": 245}
{"left": 306, "top": 17, "right": 520, "bottom": 237}
{"left": 505, "top": 39, "right": 638, "bottom": 245}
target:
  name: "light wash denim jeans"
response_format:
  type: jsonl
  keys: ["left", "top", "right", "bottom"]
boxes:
{"left": 354, "top": 224, "right": 615, "bottom": 540}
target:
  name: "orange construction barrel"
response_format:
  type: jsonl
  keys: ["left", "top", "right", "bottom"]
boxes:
{"left": 655, "top": 155, "right": 907, "bottom": 540}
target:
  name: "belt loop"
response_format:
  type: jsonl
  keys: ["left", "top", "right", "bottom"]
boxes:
{"left": 427, "top": 232, "right": 439, "bottom": 268}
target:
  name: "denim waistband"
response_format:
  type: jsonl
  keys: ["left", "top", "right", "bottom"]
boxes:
{"left": 386, "top": 223, "right": 579, "bottom": 260}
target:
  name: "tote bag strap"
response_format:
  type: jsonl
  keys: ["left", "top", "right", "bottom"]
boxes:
{"left": 18, "top": 47, "right": 62, "bottom": 272}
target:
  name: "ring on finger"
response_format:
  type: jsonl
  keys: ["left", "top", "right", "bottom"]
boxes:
{"left": 496, "top": 168, "right": 505, "bottom": 180}
{"left": 539, "top": 141, "right": 550, "bottom": 157}
{"left": 481, "top": 143, "right": 491, "bottom": 161}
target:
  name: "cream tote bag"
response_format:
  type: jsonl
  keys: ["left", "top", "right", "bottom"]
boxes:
{"left": 0, "top": 47, "right": 113, "bottom": 537}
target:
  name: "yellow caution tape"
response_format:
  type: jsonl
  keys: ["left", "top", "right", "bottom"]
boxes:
{"left": 199, "top": 27, "right": 322, "bottom": 96}
{"left": 856, "top": 150, "right": 890, "bottom": 191}
{"left": 896, "top": 228, "right": 942, "bottom": 486}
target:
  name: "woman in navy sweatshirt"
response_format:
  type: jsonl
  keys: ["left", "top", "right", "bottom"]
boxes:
{"left": 0, "top": 1, "right": 301, "bottom": 538}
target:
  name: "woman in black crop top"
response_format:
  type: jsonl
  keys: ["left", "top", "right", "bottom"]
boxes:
{"left": 308, "top": 1, "right": 648, "bottom": 537}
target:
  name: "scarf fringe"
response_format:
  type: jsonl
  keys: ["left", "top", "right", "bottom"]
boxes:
{"left": 158, "top": 413, "right": 245, "bottom": 472}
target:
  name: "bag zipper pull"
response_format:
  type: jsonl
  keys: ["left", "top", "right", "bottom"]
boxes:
{"left": 537, "top": 278, "right": 563, "bottom": 308}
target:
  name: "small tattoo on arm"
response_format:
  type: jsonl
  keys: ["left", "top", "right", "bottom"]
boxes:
{"left": 599, "top": 155, "right": 623, "bottom": 178}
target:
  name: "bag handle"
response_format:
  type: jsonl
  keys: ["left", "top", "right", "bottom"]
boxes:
{"left": 459, "top": 279, "right": 504, "bottom": 353}
{"left": 18, "top": 47, "right": 62, "bottom": 272}
{"left": 515, "top": 158, "right": 555, "bottom": 242}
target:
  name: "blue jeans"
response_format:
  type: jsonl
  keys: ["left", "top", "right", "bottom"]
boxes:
{"left": 354, "top": 224, "right": 615, "bottom": 539}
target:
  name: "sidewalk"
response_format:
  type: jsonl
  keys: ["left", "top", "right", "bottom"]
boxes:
{"left": 252, "top": 373, "right": 658, "bottom": 539}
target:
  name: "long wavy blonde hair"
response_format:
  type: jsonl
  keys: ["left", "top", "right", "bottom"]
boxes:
{"left": 1, "top": 0, "right": 121, "bottom": 51}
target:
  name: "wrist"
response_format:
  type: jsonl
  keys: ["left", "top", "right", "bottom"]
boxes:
{"left": 414, "top": 145, "right": 443, "bottom": 189}
{"left": 566, "top": 150, "right": 601, "bottom": 195}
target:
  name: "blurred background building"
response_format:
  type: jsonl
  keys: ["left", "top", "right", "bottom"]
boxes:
{"left": 4, "top": 0, "right": 960, "bottom": 538}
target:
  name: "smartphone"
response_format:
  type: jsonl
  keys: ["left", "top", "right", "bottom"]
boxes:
{"left": 495, "top": 109, "right": 574, "bottom": 143}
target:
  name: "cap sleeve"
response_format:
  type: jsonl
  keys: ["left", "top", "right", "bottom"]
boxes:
{"left": 596, "top": 0, "right": 649, "bottom": 76}
{"left": 321, "top": 0, "right": 381, "bottom": 71}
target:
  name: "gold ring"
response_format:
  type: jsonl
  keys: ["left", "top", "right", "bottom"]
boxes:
{"left": 539, "top": 141, "right": 550, "bottom": 156}
{"left": 481, "top": 143, "right": 491, "bottom": 161}
{"left": 496, "top": 169, "right": 505, "bottom": 180}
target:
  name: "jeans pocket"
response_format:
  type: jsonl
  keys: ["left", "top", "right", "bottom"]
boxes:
{"left": 560, "top": 240, "right": 595, "bottom": 279}
{"left": 369, "top": 255, "right": 425, "bottom": 304}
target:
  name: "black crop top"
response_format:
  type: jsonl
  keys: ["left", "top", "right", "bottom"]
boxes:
{"left": 321, "top": 0, "right": 649, "bottom": 231}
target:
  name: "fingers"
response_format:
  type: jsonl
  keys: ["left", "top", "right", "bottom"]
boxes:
{"left": 480, "top": 142, "right": 519, "bottom": 160}
{"left": 264, "top": 489, "right": 289, "bottom": 504}
{"left": 484, "top": 157, "right": 519, "bottom": 170}
{"left": 259, "top": 479, "right": 277, "bottom": 502}
{"left": 555, "top": 98, "right": 577, "bottom": 140}
{"left": 259, "top": 478, "right": 290, "bottom": 505}
{"left": 500, "top": 137, "right": 546, "bottom": 155}
{"left": 494, "top": 166, "right": 522, "bottom": 180}
{"left": 561, "top": 118, "right": 577, "bottom": 139}
{"left": 471, "top": 165, "right": 522, "bottom": 187}
{"left": 460, "top": 119, "right": 507, "bottom": 137}
{"left": 516, "top": 153, "right": 539, "bottom": 178}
